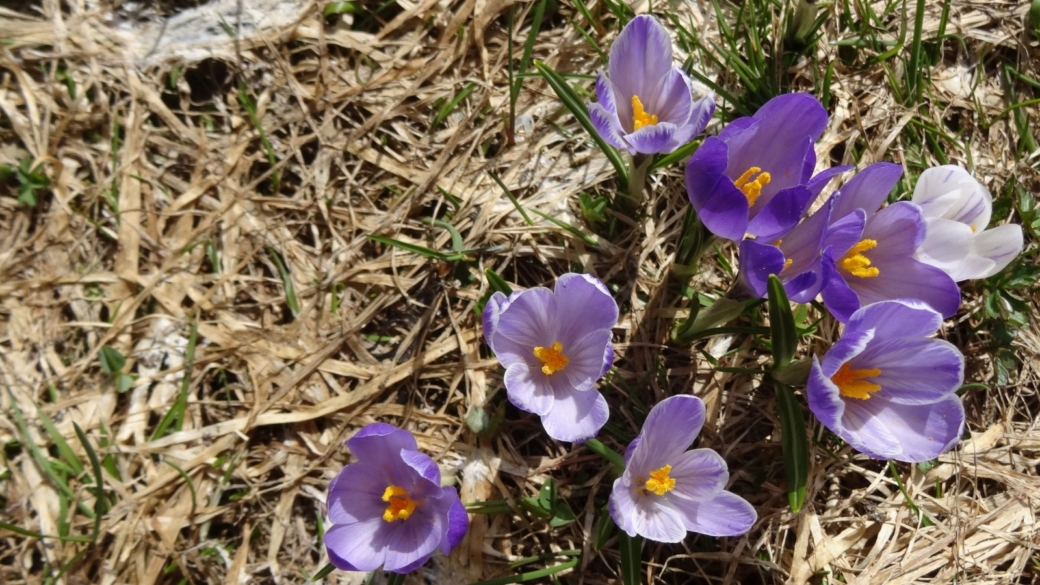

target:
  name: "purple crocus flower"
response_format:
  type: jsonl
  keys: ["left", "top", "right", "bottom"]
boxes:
{"left": 819, "top": 163, "right": 961, "bottom": 322}
{"left": 324, "top": 423, "right": 468, "bottom": 573}
{"left": 483, "top": 273, "right": 617, "bottom": 443}
{"left": 588, "top": 15, "right": 715, "bottom": 155}
{"left": 686, "top": 93, "right": 850, "bottom": 242}
{"left": 911, "top": 165, "right": 1024, "bottom": 281}
{"left": 807, "top": 300, "right": 965, "bottom": 462}
{"left": 609, "top": 395, "right": 756, "bottom": 542}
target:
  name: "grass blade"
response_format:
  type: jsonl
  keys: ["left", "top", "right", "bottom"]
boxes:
{"left": 767, "top": 274, "right": 797, "bottom": 370}
{"left": 775, "top": 382, "right": 808, "bottom": 513}
{"left": 435, "top": 82, "right": 476, "bottom": 128}
{"left": 367, "top": 234, "right": 454, "bottom": 261}
{"left": 489, "top": 171, "right": 535, "bottom": 226}
{"left": 619, "top": 532, "right": 642, "bottom": 585}
{"left": 151, "top": 322, "right": 198, "bottom": 441}
{"left": 266, "top": 246, "right": 300, "bottom": 317}
{"left": 72, "top": 422, "right": 105, "bottom": 542}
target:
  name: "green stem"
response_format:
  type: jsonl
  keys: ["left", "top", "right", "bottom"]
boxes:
{"left": 624, "top": 154, "right": 653, "bottom": 209}
{"left": 584, "top": 438, "right": 626, "bottom": 469}
{"left": 385, "top": 571, "right": 407, "bottom": 585}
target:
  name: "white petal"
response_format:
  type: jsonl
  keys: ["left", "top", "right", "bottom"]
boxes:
{"left": 969, "top": 224, "right": 1024, "bottom": 279}
{"left": 916, "top": 217, "right": 973, "bottom": 264}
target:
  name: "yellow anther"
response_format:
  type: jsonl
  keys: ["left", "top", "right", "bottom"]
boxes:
{"left": 831, "top": 362, "right": 883, "bottom": 400}
{"left": 783, "top": 258, "right": 793, "bottom": 271}
{"left": 631, "top": 95, "right": 659, "bottom": 131}
{"left": 381, "top": 486, "right": 417, "bottom": 522}
{"left": 643, "top": 464, "right": 676, "bottom": 496}
{"left": 840, "top": 239, "right": 880, "bottom": 278}
{"left": 533, "top": 341, "right": 569, "bottom": 376}
{"left": 733, "top": 167, "right": 772, "bottom": 206}
{"left": 969, "top": 224, "right": 977, "bottom": 233}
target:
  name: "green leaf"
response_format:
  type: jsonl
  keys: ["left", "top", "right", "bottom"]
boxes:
{"left": 672, "top": 297, "right": 749, "bottom": 344}
{"left": 618, "top": 532, "right": 642, "bottom": 585}
{"left": 73, "top": 422, "right": 106, "bottom": 542}
{"left": 583, "top": 438, "right": 625, "bottom": 469}
{"left": 527, "top": 207, "right": 599, "bottom": 247}
{"left": 323, "top": 1, "right": 361, "bottom": 16}
{"left": 533, "top": 61, "right": 628, "bottom": 190}
{"left": 470, "top": 550, "right": 580, "bottom": 585}
{"left": 650, "top": 139, "right": 700, "bottom": 170}
{"left": 99, "top": 345, "right": 126, "bottom": 375}
{"left": 775, "top": 382, "right": 808, "bottom": 513}
{"left": 549, "top": 501, "right": 576, "bottom": 528}
{"left": 537, "top": 478, "right": 558, "bottom": 515}
{"left": 266, "top": 246, "right": 300, "bottom": 317}
{"left": 434, "top": 82, "right": 476, "bottom": 127}
{"left": 592, "top": 506, "right": 616, "bottom": 551}
{"left": 767, "top": 275, "right": 797, "bottom": 370}
{"left": 485, "top": 269, "right": 514, "bottom": 296}
{"left": 115, "top": 373, "right": 134, "bottom": 393}
{"left": 366, "top": 234, "right": 455, "bottom": 261}
{"left": 311, "top": 562, "right": 335, "bottom": 581}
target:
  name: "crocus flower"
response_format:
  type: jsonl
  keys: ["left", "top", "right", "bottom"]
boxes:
{"left": 807, "top": 300, "right": 965, "bottom": 462}
{"left": 483, "top": 273, "right": 617, "bottom": 442}
{"left": 686, "top": 93, "right": 850, "bottom": 242}
{"left": 588, "top": 15, "right": 715, "bottom": 156}
{"left": 819, "top": 163, "right": 961, "bottom": 322}
{"left": 324, "top": 423, "right": 468, "bottom": 573}
{"left": 911, "top": 165, "right": 1024, "bottom": 281}
{"left": 609, "top": 395, "right": 756, "bottom": 542}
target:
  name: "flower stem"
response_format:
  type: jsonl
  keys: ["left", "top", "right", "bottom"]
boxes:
{"left": 385, "top": 570, "right": 408, "bottom": 585}
{"left": 624, "top": 154, "right": 653, "bottom": 208}
{"left": 584, "top": 438, "right": 626, "bottom": 469}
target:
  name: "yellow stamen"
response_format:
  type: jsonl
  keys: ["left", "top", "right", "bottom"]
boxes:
{"left": 840, "top": 239, "right": 880, "bottom": 278}
{"left": 733, "top": 167, "right": 772, "bottom": 206}
{"left": 643, "top": 464, "right": 676, "bottom": 496}
{"left": 969, "top": 224, "right": 977, "bottom": 233}
{"left": 381, "top": 486, "right": 417, "bottom": 522}
{"left": 783, "top": 258, "right": 793, "bottom": 271}
{"left": 533, "top": 341, "right": 569, "bottom": 376}
{"left": 831, "top": 362, "right": 883, "bottom": 400}
{"left": 631, "top": 95, "right": 658, "bottom": 131}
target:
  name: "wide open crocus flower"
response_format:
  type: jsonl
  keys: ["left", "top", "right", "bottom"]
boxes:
{"left": 819, "top": 163, "right": 961, "bottom": 322}
{"left": 609, "top": 395, "right": 756, "bottom": 542}
{"left": 483, "top": 273, "right": 617, "bottom": 442}
{"left": 325, "top": 423, "right": 468, "bottom": 573}
{"left": 686, "top": 93, "right": 850, "bottom": 242}
{"left": 911, "top": 165, "right": 1024, "bottom": 281}
{"left": 807, "top": 300, "right": 965, "bottom": 462}
{"left": 588, "top": 15, "right": 715, "bottom": 156}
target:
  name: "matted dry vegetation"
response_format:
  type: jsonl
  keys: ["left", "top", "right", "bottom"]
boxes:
{"left": 1, "top": 0, "right": 1038, "bottom": 583}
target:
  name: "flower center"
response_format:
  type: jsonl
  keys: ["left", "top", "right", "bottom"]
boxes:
{"left": 381, "top": 485, "right": 418, "bottom": 522}
{"left": 643, "top": 464, "right": 676, "bottom": 496}
{"left": 840, "top": 239, "right": 880, "bottom": 278}
{"left": 533, "top": 341, "right": 569, "bottom": 376}
{"left": 733, "top": 167, "right": 772, "bottom": 206}
{"left": 631, "top": 95, "right": 658, "bottom": 131}
{"left": 831, "top": 362, "right": 882, "bottom": 400}
{"left": 969, "top": 224, "right": 977, "bottom": 233}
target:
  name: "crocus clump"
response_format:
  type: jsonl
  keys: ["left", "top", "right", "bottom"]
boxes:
{"left": 911, "top": 165, "right": 1024, "bottom": 281}
{"left": 609, "top": 395, "right": 756, "bottom": 542}
{"left": 807, "top": 300, "right": 966, "bottom": 463}
{"left": 818, "top": 163, "right": 961, "bottom": 322}
{"left": 686, "top": 93, "right": 849, "bottom": 242}
{"left": 588, "top": 15, "right": 715, "bottom": 156}
{"left": 483, "top": 273, "right": 617, "bottom": 442}
{"left": 325, "top": 423, "right": 468, "bottom": 573}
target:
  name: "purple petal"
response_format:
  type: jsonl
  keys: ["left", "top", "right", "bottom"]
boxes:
{"left": 550, "top": 329, "right": 613, "bottom": 392}
{"left": 752, "top": 93, "right": 828, "bottom": 140}
{"left": 851, "top": 256, "right": 961, "bottom": 318}
{"left": 666, "top": 448, "right": 729, "bottom": 501}
{"left": 673, "top": 92, "right": 716, "bottom": 145}
{"left": 807, "top": 356, "right": 847, "bottom": 432}
{"left": 589, "top": 101, "right": 629, "bottom": 152}
{"left": 856, "top": 338, "right": 963, "bottom": 404}
{"left": 553, "top": 273, "right": 619, "bottom": 344}
{"left": 818, "top": 328, "right": 874, "bottom": 378}
{"left": 540, "top": 388, "right": 608, "bottom": 443}
{"left": 746, "top": 185, "right": 814, "bottom": 240}
{"left": 819, "top": 253, "right": 861, "bottom": 323}
{"left": 440, "top": 493, "right": 469, "bottom": 555}
{"left": 324, "top": 520, "right": 389, "bottom": 572}
{"left": 380, "top": 511, "right": 443, "bottom": 573}
{"left": 670, "top": 490, "right": 757, "bottom": 537}
{"left": 608, "top": 15, "right": 673, "bottom": 114}
{"left": 845, "top": 299, "right": 942, "bottom": 339}
{"left": 806, "top": 165, "right": 854, "bottom": 197}
{"left": 737, "top": 238, "right": 785, "bottom": 299}
{"left": 858, "top": 395, "right": 965, "bottom": 463}
{"left": 862, "top": 201, "right": 925, "bottom": 256}
{"left": 348, "top": 423, "right": 418, "bottom": 465}
{"left": 725, "top": 133, "right": 814, "bottom": 202}
{"left": 504, "top": 362, "right": 554, "bottom": 416}
{"left": 600, "top": 343, "right": 615, "bottom": 378}
{"left": 328, "top": 462, "right": 387, "bottom": 524}
{"left": 627, "top": 395, "right": 705, "bottom": 478}
{"left": 400, "top": 449, "right": 442, "bottom": 489}
{"left": 625, "top": 121, "right": 680, "bottom": 154}
{"left": 489, "top": 287, "right": 558, "bottom": 367}
{"left": 839, "top": 399, "right": 902, "bottom": 460}
{"left": 483, "top": 291, "right": 507, "bottom": 347}
{"left": 609, "top": 477, "right": 686, "bottom": 543}
{"left": 830, "top": 162, "right": 903, "bottom": 221}
{"left": 686, "top": 138, "right": 749, "bottom": 242}
{"left": 822, "top": 207, "right": 867, "bottom": 257}
{"left": 648, "top": 68, "right": 694, "bottom": 126}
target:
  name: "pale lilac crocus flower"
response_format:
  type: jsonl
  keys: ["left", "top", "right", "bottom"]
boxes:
{"left": 820, "top": 163, "right": 961, "bottom": 322}
{"left": 686, "top": 93, "right": 850, "bottom": 242}
{"left": 911, "top": 165, "right": 1024, "bottom": 281}
{"left": 609, "top": 395, "right": 756, "bottom": 542}
{"left": 807, "top": 300, "right": 965, "bottom": 462}
{"left": 483, "top": 273, "right": 617, "bottom": 442}
{"left": 325, "top": 423, "right": 468, "bottom": 573}
{"left": 588, "top": 15, "right": 715, "bottom": 156}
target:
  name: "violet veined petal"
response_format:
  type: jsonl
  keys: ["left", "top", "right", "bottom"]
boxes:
{"left": 838, "top": 399, "right": 903, "bottom": 460}
{"left": 807, "top": 356, "right": 847, "bottom": 431}
{"left": 588, "top": 101, "right": 630, "bottom": 152}
{"left": 503, "top": 362, "right": 554, "bottom": 416}
{"left": 440, "top": 495, "right": 469, "bottom": 554}
{"left": 737, "top": 238, "right": 786, "bottom": 299}
{"left": 648, "top": 67, "right": 694, "bottom": 126}
{"left": 746, "top": 185, "right": 814, "bottom": 240}
{"left": 669, "top": 490, "right": 757, "bottom": 537}
{"left": 852, "top": 255, "right": 961, "bottom": 318}
{"left": 857, "top": 338, "right": 964, "bottom": 405}
{"left": 325, "top": 520, "right": 389, "bottom": 572}
{"left": 609, "top": 478, "right": 687, "bottom": 542}
{"left": 686, "top": 139, "right": 750, "bottom": 242}
{"left": 550, "top": 329, "right": 613, "bottom": 393}
{"left": 844, "top": 298, "right": 942, "bottom": 340}
{"left": 820, "top": 252, "right": 862, "bottom": 323}
{"left": 970, "top": 223, "right": 1023, "bottom": 279}
{"left": 328, "top": 462, "right": 387, "bottom": 524}
{"left": 540, "top": 385, "right": 609, "bottom": 443}
{"left": 916, "top": 217, "right": 975, "bottom": 267}
{"left": 608, "top": 15, "right": 674, "bottom": 113}
{"left": 627, "top": 395, "right": 706, "bottom": 477}
{"left": 857, "top": 395, "right": 965, "bottom": 463}
{"left": 666, "top": 448, "right": 729, "bottom": 501}
{"left": 817, "top": 328, "right": 874, "bottom": 378}
{"left": 829, "top": 162, "right": 903, "bottom": 221}
{"left": 553, "top": 273, "right": 619, "bottom": 343}
{"left": 862, "top": 201, "right": 925, "bottom": 256}
{"left": 625, "top": 121, "right": 680, "bottom": 154}
{"left": 381, "top": 510, "right": 444, "bottom": 573}
{"left": 348, "top": 423, "right": 418, "bottom": 464}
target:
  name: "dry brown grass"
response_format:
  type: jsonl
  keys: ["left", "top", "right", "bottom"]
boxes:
{"left": 1, "top": 0, "right": 1038, "bottom": 584}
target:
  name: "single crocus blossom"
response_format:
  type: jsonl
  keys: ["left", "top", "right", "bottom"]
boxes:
{"left": 609, "top": 395, "right": 756, "bottom": 542}
{"left": 324, "top": 423, "right": 468, "bottom": 573}
{"left": 483, "top": 273, "right": 617, "bottom": 442}
{"left": 819, "top": 163, "right": 961, "bottom": 322}
{"left": 588, "top": 15, "right": 715, "bottom": 155}
{"left": 807, "top": 300, "right": 965, "bottom": 462}
{"left": 911, "top": 165, "right": 1024, "bottom": 281}
{"left": 686, "top": 93, "right": 850, "bottom": 242}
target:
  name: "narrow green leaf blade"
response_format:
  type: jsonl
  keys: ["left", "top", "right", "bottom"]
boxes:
{"left": 619, "top": 532, "right": 642, "bottom": 585}
{"left": 485, "top": 269, "right": 514, "bottom": 295}
{"left": 767, "top": 274, "right": 797, "bottom": 370}
{"left": 775, "top": 382, "right": 808, "bottom": 513}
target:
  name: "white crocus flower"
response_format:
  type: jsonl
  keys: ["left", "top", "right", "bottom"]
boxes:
{"left": 912, "top": 165, "right": 1023, "bottom": 281}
